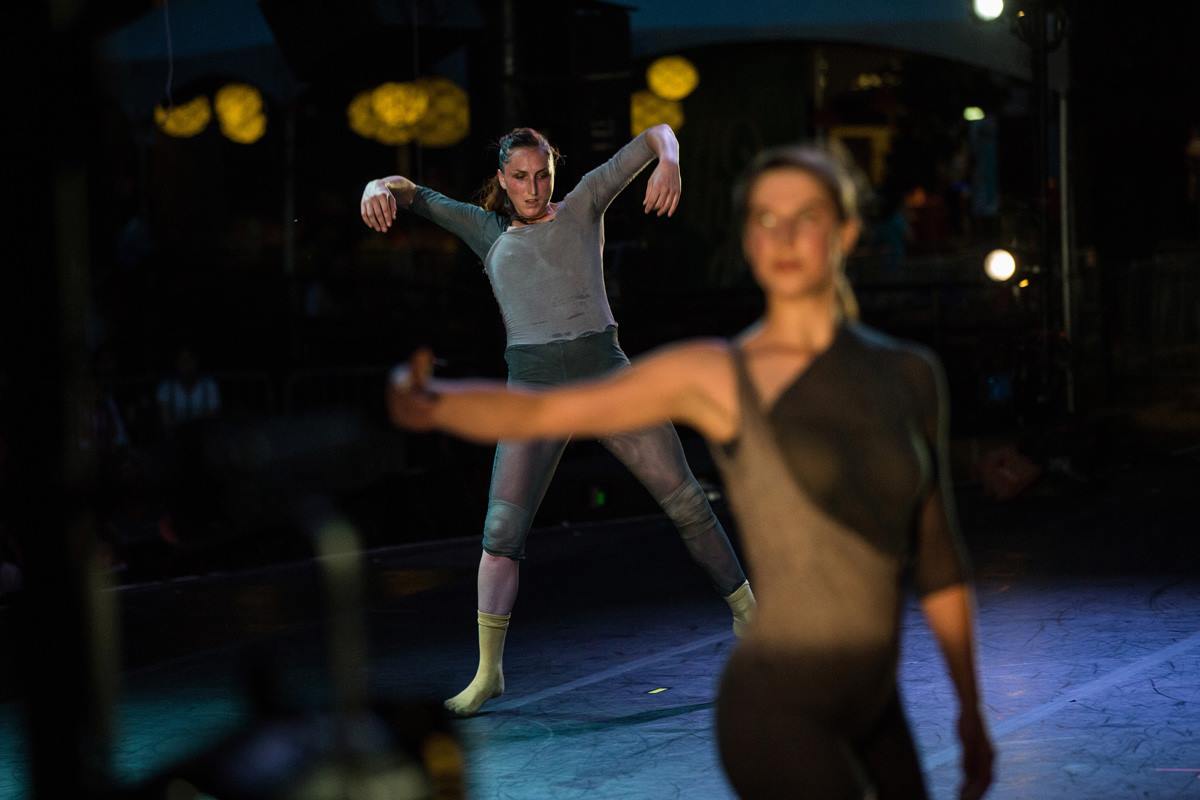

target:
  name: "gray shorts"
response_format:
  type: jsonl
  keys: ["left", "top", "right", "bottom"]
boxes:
{"left": 503, "top": 326, "right": 628, "bottom": 388}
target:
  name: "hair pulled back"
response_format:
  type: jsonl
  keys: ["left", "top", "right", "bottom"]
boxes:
{"left": 476, "top": 127, "right": 564, "bottom": 215}
{"left": 731, "top": 143, "right": 865, "bottom": 320}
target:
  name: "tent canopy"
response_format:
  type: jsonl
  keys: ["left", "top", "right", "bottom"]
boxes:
{"left": 629, "top": 0, "right": 1068, "bottom": 90}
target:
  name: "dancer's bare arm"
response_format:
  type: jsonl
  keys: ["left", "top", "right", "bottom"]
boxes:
{"left": 642, "top": 124, "right": 681, "bottom": 217}
{"left": 921, "top": 584, "right": 994, "bottom": 800}
{"left": 361, "top": 175, "right": 416, "bottom": 232}
{"left": 388, "top": 341, "right": 737, "bottom": 444}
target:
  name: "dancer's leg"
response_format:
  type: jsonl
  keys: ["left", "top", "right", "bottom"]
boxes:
{"left": 853, "top": 689, "right": 929, "bottom": 800}
{"left": 600, "top": 423, "right": 755, "bottom": 633}
{"left": 717, "top": 652, "right": 869, "bottom": 799}
{"left": 445, "top": 437, "right": 567, "bottom": 717}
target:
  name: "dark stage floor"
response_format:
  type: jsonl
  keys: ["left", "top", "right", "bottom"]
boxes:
{"left": 3, "top": 441, "right": 1200, "bottom": 799}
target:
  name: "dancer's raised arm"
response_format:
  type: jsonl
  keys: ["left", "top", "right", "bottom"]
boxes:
{"left": 642, "top": 123, "right": 681, "bottom": 217}
{"left": 388, "top": 341, "right": 737, "bottom": 445}
{"left": 360, "top": 174, "right": 504, "bottom": 261}
{"left": 568, "top": 124, "right": 681, "bottom": 218}
{"left": 360, "top": 174, "right": 413, "bottom": 232}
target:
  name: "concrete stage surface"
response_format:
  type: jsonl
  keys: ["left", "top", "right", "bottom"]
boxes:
{"left": 2, "top": 447, "right": 1199, "bottom": 798}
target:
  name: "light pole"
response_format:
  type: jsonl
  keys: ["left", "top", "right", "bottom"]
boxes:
{"left": 975, "top": 0, "right": 1070, "bottom": 414}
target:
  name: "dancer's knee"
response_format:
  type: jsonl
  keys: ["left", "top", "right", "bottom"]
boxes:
{"left": 658, "top": 479, "right": 715, "bottom": 538}
{"left": 482, "top": 499, "right": 532, "bottom": 560}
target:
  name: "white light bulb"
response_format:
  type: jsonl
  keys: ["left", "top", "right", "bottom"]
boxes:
{"left": 984, "top": 249, "right": 1017, "bottom": 282}
{"left": 974, "top": 0, "right": 1005, "bottom": 22}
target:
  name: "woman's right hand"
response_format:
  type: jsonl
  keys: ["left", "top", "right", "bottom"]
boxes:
{"left": 361, "top": 176, "right": 414, "bottom": 232}
{"left": 387, "top": 348, "right": 439, "bottom": 431}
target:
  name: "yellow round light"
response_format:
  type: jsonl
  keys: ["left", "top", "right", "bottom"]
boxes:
{"left": 223, "top": 113, "right": 267, "bottom": 144}
{"left": 215, "top": 84, "right": 263, "bottom": 127}
{"left": 984, "top": 249, "right": 1017, "bottom": 282}
{"left": 154, "top": 96, "right": 212, "bottom": 138}
{"left": 348, "top": 90, "right": 418, "bottom": 145}
{"left": 646, "top": 55, "right": 699, "bottom": 101}
{"left": 215, "top": 84, "right": 267, "bottom": 144}
{"left": 414, "top": 77, "right": 470, "bottom": 148}
{"left": 348, "top": 91, "right": 380, "bottom": 139}
{"left": 631, "top": 90, "right": 684, "bottom": 137}
{"left": 370, "top": 82, "right": 430, "bottom": 128}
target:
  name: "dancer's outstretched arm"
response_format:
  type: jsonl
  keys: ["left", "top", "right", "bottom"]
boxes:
{"left": 388, "top": 341, "right": 737, "bottom": 445}
{"left": 570, "top": 124, "right": 681, "bottom": 218}
{"left": 360, "top": 175, "right": 503, "bottom": 260}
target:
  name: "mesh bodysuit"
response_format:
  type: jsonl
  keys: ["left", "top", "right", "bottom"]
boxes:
{"left": 710, "top": 323, "right": 968, "bottom": 799}
{"left": 407, "top": 135, "right": 746, "bottom": 595}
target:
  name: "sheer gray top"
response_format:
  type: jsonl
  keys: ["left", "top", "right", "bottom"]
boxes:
{"left": 709, "top": 323, "right": 968, "bottom": 714}
{"left": 409, "top": 133, "right": 657, "bottom": 346}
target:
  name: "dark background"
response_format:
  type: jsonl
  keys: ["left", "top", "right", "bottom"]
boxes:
{"left": 3, "top": 1, "right": 1199, "bottom": 796}
{"left": 3, "top": 0, "right": 1198, "bottom": 572}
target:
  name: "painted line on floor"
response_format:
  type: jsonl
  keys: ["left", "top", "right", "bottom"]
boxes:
{"left": 485, "top": 631, "right": 731, "bottom": 713}
{"left": 925, "top": 628, "right": 1200, "bottom": 769}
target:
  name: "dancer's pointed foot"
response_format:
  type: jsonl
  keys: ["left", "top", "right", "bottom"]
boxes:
{"left": 445, "top": 610, "right": 511, "bottom": 717}
{"left": 444, "top": 669, "right": 505, "bottom": 717}
{"left": 725, "top": 581, "right": 756, "bottom": 637}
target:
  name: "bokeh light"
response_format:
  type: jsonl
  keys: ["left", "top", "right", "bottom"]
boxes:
{"left": 348, "top": 90, "right": 418, "bottom": 145}
{"left": 984, "top": 249, "right": 1018, "bottom": 282}
{"left": 215, "top": 83, "right": 267, "bottom": 144}
{"left": 631, "top": 90, "right": 684, "bottom": 136}
{"left": 974, "top": 0, "right": 1005, "bottom": 21}
{"left": 646, "top": 55, "right": 699, "bottom": 101}
{"left": 370, "top": 82, "right": 430, "bottom": 128}
{"left": 413, "top": 77, "right": 470, "bottom": 148}
{"left": 974, "top": 0, "right": 1003, "bottom": 20}
{"left": 154, "top": 96, "right": 212, "bottom": 138}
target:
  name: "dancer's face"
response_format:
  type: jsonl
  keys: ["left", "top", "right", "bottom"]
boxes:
{"left": 742, "top": 168, "right": 860, "bottom": 302}
{"left": 498, "top": 146, "right": 555, "bottom": 219}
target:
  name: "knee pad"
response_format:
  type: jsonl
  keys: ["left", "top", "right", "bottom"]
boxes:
{"left": 657, "top": 479, "right": 715, "bottom": 540}
{"left": 481, "top": 499, "right": 533, "bottom": 560}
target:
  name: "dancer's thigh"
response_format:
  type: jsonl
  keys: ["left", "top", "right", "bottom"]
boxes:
{"left": 488, "top": 438, "right": 569, "bottom": 510}
{"left": 716, "top": 649, "right": 870, "bottom": 799}
{"left": 854, "top": 691, "right": 928, "bottom": 800}
{"left": 600, "top": 422, "right": 694, "bottom": 499}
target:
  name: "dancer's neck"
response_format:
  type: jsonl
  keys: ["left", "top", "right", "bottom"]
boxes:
{"left": 511, "top": 202, "right": 556, "bottom": 226}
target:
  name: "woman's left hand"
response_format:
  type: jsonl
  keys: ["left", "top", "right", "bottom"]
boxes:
{"left": 387, "top": 348, "right": 439, "bottom": 431}
{"left": 643, "top": 160, "right": 681, "bottom": 217}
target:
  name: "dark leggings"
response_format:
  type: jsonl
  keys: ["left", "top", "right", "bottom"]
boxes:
{"left": 482, "top": 328, "right": 747, "bottom": 596}
{"left": 717, "top": 664, "right": 928, "bottom": 800}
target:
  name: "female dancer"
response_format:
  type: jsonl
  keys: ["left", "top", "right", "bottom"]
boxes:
{"left": 387, "top": 144, "right": 994, "bottom": 798}
{"left": 360, "top": 125, "right": 755, "bottom": 717}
